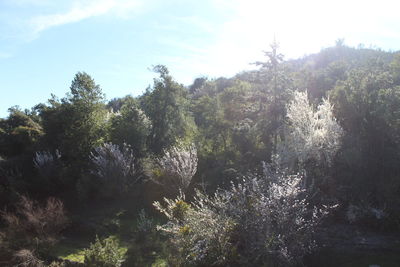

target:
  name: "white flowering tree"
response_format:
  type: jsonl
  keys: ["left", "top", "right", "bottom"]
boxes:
{"left": 90, "top": 142, "right": 137, "bottom": 197}
{"left": 277, "top": 90, "right": 343, "bottom": 168}
{"left": 151, "top": 144, "right": 198, "bottom": 195}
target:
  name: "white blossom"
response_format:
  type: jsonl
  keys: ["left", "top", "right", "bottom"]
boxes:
{"left": 278, "top": 90, "right": 343, "bottom": 168}
{"left": 152, "top": 143, "right": 198, "bottom": 194}
{"left": 90, "top": 143, "right": 137, "bottom": 195}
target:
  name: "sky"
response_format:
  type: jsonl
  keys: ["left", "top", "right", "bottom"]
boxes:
{"left": 1, "top": 0, "right": 399, "bottom": 117}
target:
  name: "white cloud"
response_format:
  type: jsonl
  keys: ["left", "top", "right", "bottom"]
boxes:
{"left": 29, "top": 0, "right": 142, "bottom": 38}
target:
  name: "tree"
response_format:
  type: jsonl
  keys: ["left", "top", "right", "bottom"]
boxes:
{"left": 141, "top": 65, "right": 195, "bottom": 154}
{"left": 254, "top": 40, "right": 292, "bottom": 155}
{"left": 109, "top": 97, "right": 151, "bottom": 157}
{"left": 40, "top": 72, "right": 108, "bottom": 166}
{"left": 330, "top": 61, "right": 400, "bottom": 209}
{"left": 0, "top": 107, "right": 43, "bottom": 157}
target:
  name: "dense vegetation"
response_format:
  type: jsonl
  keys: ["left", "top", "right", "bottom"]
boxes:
{"left": 1, "top": 42, "right": 400, "bottom": 266}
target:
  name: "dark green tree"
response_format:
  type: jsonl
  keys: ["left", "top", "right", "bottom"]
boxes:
{"left": 0, "top": 106, "right": 43, "bottom": 158}
{"left": 254, "top": 40, "right": 292, "bottom": 155}
{"left": 40, "top": 72, "right": 107, "bottom": 166}
{"left": 110, "top": 97, "right": 151, "bottom": 157}
{"left": 141, "top": 65, "right": 195, "bottom": 154}
{"left": 330, "top": 58, "right": 400, "bottom": 209}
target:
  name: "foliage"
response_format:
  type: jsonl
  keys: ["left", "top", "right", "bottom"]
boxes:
{"left": 141, "top": 65, "right": 196, "bottom": 154}
{"left": 32, "top": 150, "right": 65, "bottom": 195}
{"left": 135, "top": 209, "right": 155, "bottom": 238}
{"left": 149, "top": 143, "right": 198, "bottom": 195}
{"left": 191, "top": 79, "right": 263, "bottom": 190}
{"left": 39, "top": 72, "right": 108, "bottom": 167}
{"left": 109, "top": 98, "right": 151, "bottom": 157}
{"left": 1, "top": 196, "right": 67, "bottom": 253}
{"left": 124, "top": 209, "right": 167, "bottom": 267}
{"left": 13, "top": 249, "right": 45, "bottom": 267}
{"left": 90, "top": 142, "right": 138, "bottom": 198}
{"left": 83, "top": 236, "right": 125, "bottom": 267}
{"left": 0, "top": 43, "right": 400, "bottom": 264}
{"left": 0, "top": 107, "right": 43, "bottom": 157}
{"left": 254, "top": 40, "right": 292, "bottom": 155}
{"left": 278, "top": 90, "right": 343, "bottom": 168}
{"left": 33, "top": 150, "right": 61, "bottom": 172}
{"left": 155, "top": 166, "right": 334, "bottom": 266}
{"left": 329, "top": 58, "right": 400, "bottom": 214}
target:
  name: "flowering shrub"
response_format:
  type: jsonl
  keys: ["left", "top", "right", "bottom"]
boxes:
{"left": 150, "top": 144, "right": 198, "bottom": 195}
{"left": 278, "top": 90, "right": 343, "bottom": 168}
{"left": 154, "top": 166, "right": 334, "bottom": 266}
{"left": 32, "top": 150, "right": 63, "bottom": 194}
{"left": 90, "top": 143, "right": 137, "bottom": 197}
{"left": 33, "top": 150, "right": 61, "bottom": 174}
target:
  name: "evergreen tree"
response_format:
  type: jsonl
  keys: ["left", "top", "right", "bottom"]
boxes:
{"left": 40, "top": 72, "right": 107, "bottom": 166}
{"left": 141, "top": 65, "right": 195, "bottom": 154}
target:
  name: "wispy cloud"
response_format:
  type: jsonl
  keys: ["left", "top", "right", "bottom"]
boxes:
{"left": 28, "top": 0, "right": 142, "bottom": 38}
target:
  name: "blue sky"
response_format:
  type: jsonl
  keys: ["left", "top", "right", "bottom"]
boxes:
{"left": 1, "top": 0, "right": 399, "bottom": 117}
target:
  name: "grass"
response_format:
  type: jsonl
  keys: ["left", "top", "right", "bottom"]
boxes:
{"left": 51, "top": 197, "right": 153, "bottom": 264}
{"left": 49, "top": 193, "right": 172, "bottom": 266}
{"left": 51, "top": 241, "right": 87, "bottom": 263}
{"left": 151, "top": 258, "right": 168, "bottom": 267}
{"left": 52, "top": 235, "right": 129, "bottom": 263}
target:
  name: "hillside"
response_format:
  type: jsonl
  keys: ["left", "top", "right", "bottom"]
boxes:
{"left": 1, "top": 43, "right": 400, "bottom": 266}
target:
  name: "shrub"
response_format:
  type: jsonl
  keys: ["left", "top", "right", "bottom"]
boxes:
{"left": 275, "top": 91, "right": 343, "bottom": 199}
{"left": 90, "top": 143, "right": 138, "bottom": 198}
{"left": 135, "top": 209, "right": 155, "bottom": 240}
{"left": 83, "top": 236, "right": 125, "bottom": 267}
{"left": 125, "top": 209, "right": 166, "bottom": 266}
{"left": 154, "top": 166, "right": 334, "bottom": 266}
{"left": 149, "top": 143, "right": 198, "bottom": 195}
{"left": 1, "top": 196, "right": 68, "bottom": 252}
{"left": 33, "top": 150, "right": 64, "bottom": 194}
{"left": 278, "top": 90, "right": 343, "bottom": 168}
{"left": 13, "top": 249, "right": 44, "bottom": 267}
{"left": 33, "top": 150, "right": 62, "bottom": 176}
